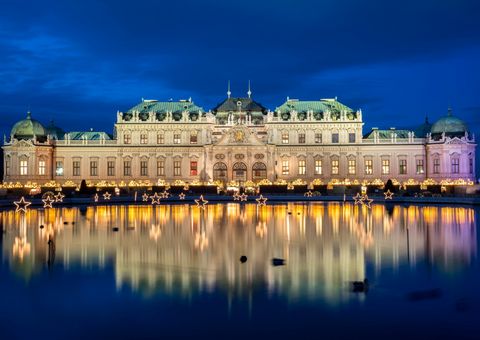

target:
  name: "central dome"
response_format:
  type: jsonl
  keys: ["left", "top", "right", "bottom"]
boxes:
{"left": 10, "top": 111, "right": 47, "bottom": 141}
{"left": 430, "top": 109, "right": 468, "bottom": 139}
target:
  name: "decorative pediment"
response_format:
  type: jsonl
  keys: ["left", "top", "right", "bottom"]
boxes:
{"left": 445, "top": 137, "right": 467, "bottom": 145}
{"left": 214, "top": 125, "right": 265, "bottom": 146}
{"left": 12, "top": 139, "right": 35, "bottom": 148}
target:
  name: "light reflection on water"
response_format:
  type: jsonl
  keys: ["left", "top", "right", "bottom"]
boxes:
{"left": 0, "top": 203, "right": 477, "bottom": 305}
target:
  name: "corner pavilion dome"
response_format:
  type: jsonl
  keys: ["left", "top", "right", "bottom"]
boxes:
{"left": 430, "top": 108, "right": 468, "bottom": 139}
{"left": 45, "top": 120, "right": 66, "bottom": 140}
{"left": 10, "top": 111, "right": 47, "bottom": 141}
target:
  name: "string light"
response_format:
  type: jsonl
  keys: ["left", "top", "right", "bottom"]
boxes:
{"left": 178, "top": 192, "right": 186, "bottom": 200}
{"left": 256, "top": 194, "right": 268, "bottom": 206}
{"left": 42, "top": 196, "right": 54, "bottom": 208}
{"left": 195, "top": 195, "right": 208, "bottom": 209}
{"left": 54, "top": 192, "right": 65, "bottom": 202}
{"left": 13, "top": 196, "right": 31, "bottom": 213}
{"left": 384, "top": 190, "right": 394, "bottom": 200}
{"left": 103, "top": 192, "right": 112, "bottom": 200}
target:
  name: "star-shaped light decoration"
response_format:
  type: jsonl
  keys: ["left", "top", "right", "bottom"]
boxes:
{"left": 94, "top": 193, "right": 99, "bottom": 202}
{"left": 233, "top": 192, "right": 240, "bottom": 201}
{"left": 256, "top": 194, "right": 268, "bottom": 206}
{"left": 353, "top": 193, "right": 364, "bottom": 205}
{"left": 54, "top": 192, "right": 65, "bottom": 202}
{"left": 42, "top": 195, "right": 54, "bottom": 209}
{"left": 150, "top": 192, "right": 161, "bottom": 205}
{"left": 195, "top": 195, "right": 209, "bottom": 209}
{"left": 160, "top": 190, "right": 170, "bottom": 199}
{"left": 304, "top": 191, "right": 313, "bottom": 197}
{"left": 142, "top": 192, "right": 150, "bottom": 202}
{"left": 103, "top": 192, "right": 112, "bottom": 200}
{"left": 14, "top": 196, "right": 32, "bottom": 213}
{"left": 363, "top": 195, "right": 373, "bottom": 209}
{"left": 384, "top": 190, "right": 394, "bottom": 200}
{"left": 178, "top": 192, "right": 186, "bottom": 200}
{"left": 240, "top": 193, "right": 248, "bottom": 202}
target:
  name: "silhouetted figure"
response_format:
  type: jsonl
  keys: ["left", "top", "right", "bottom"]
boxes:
{"left": 47, "top": 237, "right": 56, "bottom": 269}
{"left": 240, "top": 256, "right": 247, "bottom": 263}
{"left": 272, "top": 258, "right": 286, "bottom": 266}
{"left": 384, "top": 179, "right": 395, "bottom": 193}
{"left": 112, "top": 227, "right": 119, "bottom": 232}
{"left": 352, "top": 279, "right": 369, "bottom": 293}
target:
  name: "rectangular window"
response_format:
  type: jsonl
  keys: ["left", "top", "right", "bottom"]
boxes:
{"left": 331, "top": 160, "right": 339, "bottom": 175}
{"left": 157, "top": 160, "right": 165, "bottom": 176}
{"left": 451, "top": 158, "right": 460, "bottom": 174}
{"left": 38, "top": 160, "right": 46, "bottom": 175}
{"left": 315, "top": 160, "right": 322, "bottom": 175}
{"left": 348, "top": 133, "right": 356, "bottom": 143}
{"left": 55, "top": 161, "right": 63, "bottom": 176}
{"left": 282, "top": 132, "right": 289, "bottom": 144}
{"left": 282, "top": 160, "right": 289, "bottom": 175}
{"left": 174, "top": 134, "right": 181, "bottom": 144}
{"left": 190, "top": 132, "right": 198, "bottom": 144}
{"left": 416, "top": 159, "right": 424, "bottom": 174}
{"left": 365, "top": 160, "right": 373, "bottom": 175}
{"left": 140, "top": 133, "right": 148, "bottom": 144}
{"left": 433, "top": 159, "right": 440, "bottom": 174}
{"left": 90, "top": 160, "right": 98, "bottom": 176}
{"left": 5, "top": 159, "right": 10, "bottom": 176}
{"left": 382, "top": 159, "right": 390, "bottom": 175}
{"left": 348, "top": 160, "right": 356, "bottom": 175}
{"left": 124, "top": 134, "right": 131, "bottom": 144}
{"left": 73, "top": 161, "right": 80, "bottom": 176}
{"left": 140, "top": 160, "right": 148, "bottom": 176}
{"left": 469, "top": 158, "right": 474, "bottom": 174}
{"left": 20, "top": 160, "right": 28, "bottom": 175}
{"left": 190, "top": 161, "right": 198, "bottom": 176}
{"left": 315, "top": 133, "right": 322, "bottom": 144}
{"left": 174, "top": 161, "right": 181, "bottom": 176}
{"left": 298, "top": 133, "right": 305, "bottom": 144}
{"left": 399, "top": 159, "right": 407, "bottom": 175}
{"left": 298, "top": 160, "right": 306, "bottom": 175}
{"left": 332, "top": 133, "right": 339, "bottom": 143}
{"left": 124, "top": 160, "right": 131, "bottom": 176}
{"left": 107, "top": 161, "right": 115, "bottom": 176}
{"left": 157, "top": 133, "right": 164, "bottom": 144}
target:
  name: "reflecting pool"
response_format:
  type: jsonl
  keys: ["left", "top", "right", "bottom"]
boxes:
{"left": 1, "top": 203, "right": 479, "bottom": 338}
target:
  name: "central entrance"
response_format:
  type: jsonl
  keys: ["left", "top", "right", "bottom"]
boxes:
{"left": 233, "top": 162, "right": 247, "bottom": 183}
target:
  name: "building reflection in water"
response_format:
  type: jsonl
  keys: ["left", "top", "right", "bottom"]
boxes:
{"left": 0, "top": 203, "right": 476, "bottom": 304}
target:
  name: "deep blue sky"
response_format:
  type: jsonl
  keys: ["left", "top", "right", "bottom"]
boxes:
{"left": 1, "top": 0, "right": 479, "bottom": 138}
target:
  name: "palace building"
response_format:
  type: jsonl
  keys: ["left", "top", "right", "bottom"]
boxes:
{"left": 1, "top": 88, "right": 477, "bottom": 186}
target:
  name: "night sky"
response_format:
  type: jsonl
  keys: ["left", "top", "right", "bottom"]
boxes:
{"left": 1, "top": 0, "right": 479, "bottom": 139}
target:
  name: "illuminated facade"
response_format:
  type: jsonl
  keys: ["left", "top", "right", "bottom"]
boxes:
{"left": 2, "top": 91, "right": 476, "bottom": 185}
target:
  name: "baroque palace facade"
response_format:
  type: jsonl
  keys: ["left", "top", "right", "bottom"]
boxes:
{"left": 1, "top": 90, "right": 477, "bottom": 186}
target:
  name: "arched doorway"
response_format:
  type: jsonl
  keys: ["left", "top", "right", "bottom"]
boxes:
{"left": 233, "top": 162, "right": 247, "bottom": 182}
{"left": 213, "top": 162, "right": 227, "bottom": 181}
{"left": 252, "top": 162, "right": 267, "bottom": 180}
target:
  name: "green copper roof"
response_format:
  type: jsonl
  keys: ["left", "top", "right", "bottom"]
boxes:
{"left": 275, "top": 99, "right": 354, "bottom": 114}
{"left": 127, "top": 100, "right": 204, "bottom": 114}
{"left": 430, "top": 109, "right": 467, "bottom": 136}
{"left": 67, "top": 131, "right": 112, "bottom": 140}
{"left": 11, "top": 111, "right": 47, "bottom": 139}
{"left": 363, "top": 129, "right": 411, "bottom": 139}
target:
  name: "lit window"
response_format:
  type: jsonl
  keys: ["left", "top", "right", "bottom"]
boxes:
{"left": 298, "top": 133, "right": 305, "bottom": 144}
{"left": 124, "top": 160, "right": 131, "bottom": 176}
{"left": 72, "top": 161, "right": 81, "bottom": 176}
{"left": 140, "top": 134, "right": 148, "bottom": 144}
{"left": 315, "top": 160, "right": 322, "bottom": 175}
{"left": 174, "top": 161, "right": 181, "bottom": 176}
{"left": 416, "top": 159, "right": 424, "bottom": 174}
{"left": 382, "top": 159, "right": 390, "bottom": 175}
{"left": 399, "top": 159, "right": 407, "bottom": 175}
{"left": 364, "top": 160, "right": 373, "bottom": 175}
{"left": 332, "top": 133, "right": 339, "bottom": 143}
{"left": 298, "top": 160, "right": 306, "bottom": 175}
{"left": 282, "top": 160, "right": 289, "bottom": 175}
{"left": 451, "top": 158, "right": 459, "bottom": 174}
{"left": 190, "top": 161, "right": 198, "bottom": 176}
{"left": 348, "top": 160, "right": 356, "bottom": 175}
{"left": 107, "top": 161, "right": 115, "bottom": 176}
{"left": 157, "top": 160, "right": 165, "bottom": 176}
{"left": 315, "top": 133, "right": 322, "bottom": 144}
{"left": 282, "top": 132, "right": 289, "bottom": 144}
{"left": 348, "top": 133, "right": 356, "bottom": 143}
{"left": 140, "top": 160, "right": 148, "bottom": 176}
{"left": 55, "top": 161, "right": 63, "bottom": 176}
{"left": 157, "top": 133, "right": 164, "bottom": 144}
{"left": 124, "top": 134, "right": 131, "bottom": 144}
{"left": 20, "top": 160, "right": 28, "bottom": 175}
{"left": 90, "top": 161, "right": 98, "bottom": 176}
{"left": 331, "top": 160, "right": 339, "bottom": 175}
{"left": 38, "top": 160, "right": 46, "bottom": 175}
{"left": 433, "top": 159, "right": 440, "bottom": 174}
{"left": 174, "top": 133, "right": 181, "bottom": 144}
{"left": 190, "top": 131, "right": 198, "bottom": 144}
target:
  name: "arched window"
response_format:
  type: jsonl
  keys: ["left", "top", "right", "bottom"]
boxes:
{"left": 233, "top": 162, "right": 247, "bottom": 181}
{"left": 252, "top": 162, "right": 267, "bottom": 180}
{"left": 213, "top": 162, "right": 227, "bottom": 180}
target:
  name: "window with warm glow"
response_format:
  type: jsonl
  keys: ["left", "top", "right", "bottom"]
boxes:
{"left": 282, "top": 160, "right": 289, "bottom": 175}
{"left": 315, "top": 160, "right": 322, "bottom": 175}
{"left": 348, "top": 159, "right": 356, "bottom": 175}
{"left": 55, "top": 161, "right": 63, "bottom": 176}
{"left": 140, "top": 133, "right": 148, "bottom": 144}
{"left": 399, "top": 159, "right": 407, "bottom": 174}
{"left": 157, "top": 133, "right": 164, "bottom": 144}
{"left": 315, "top": 133, "right": 322, "bottom": 144}
{"left": 364, "top": 159, "right": 373, "bottom": 174}
{"left": 174, "top": 133, "right": 181, "bottom": 144}
{"left": 124, "top": 134, "right": 131, "bottom": 144}
{"left": 20, "top": 160, "right": 28, "bottom": 175}
{"left": 331, "top": 160, "right": 339, "bottom": 175}
{"left": 190, "top": 161, "right": 198, "bottom": 176}
{"left": 382, "top": 159, "right": 390, "bottom": 175}
{"left": 38, "top": 160, "right": 46, "bottom": 175}
{"left": 282, "top": 132, "right": 289, "bottom": 144}
{"left": 416, "top": 159, "right": 424, "bottom": 174}
{"left": 298, "top": 160, "right": 306, "bottom": 175}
